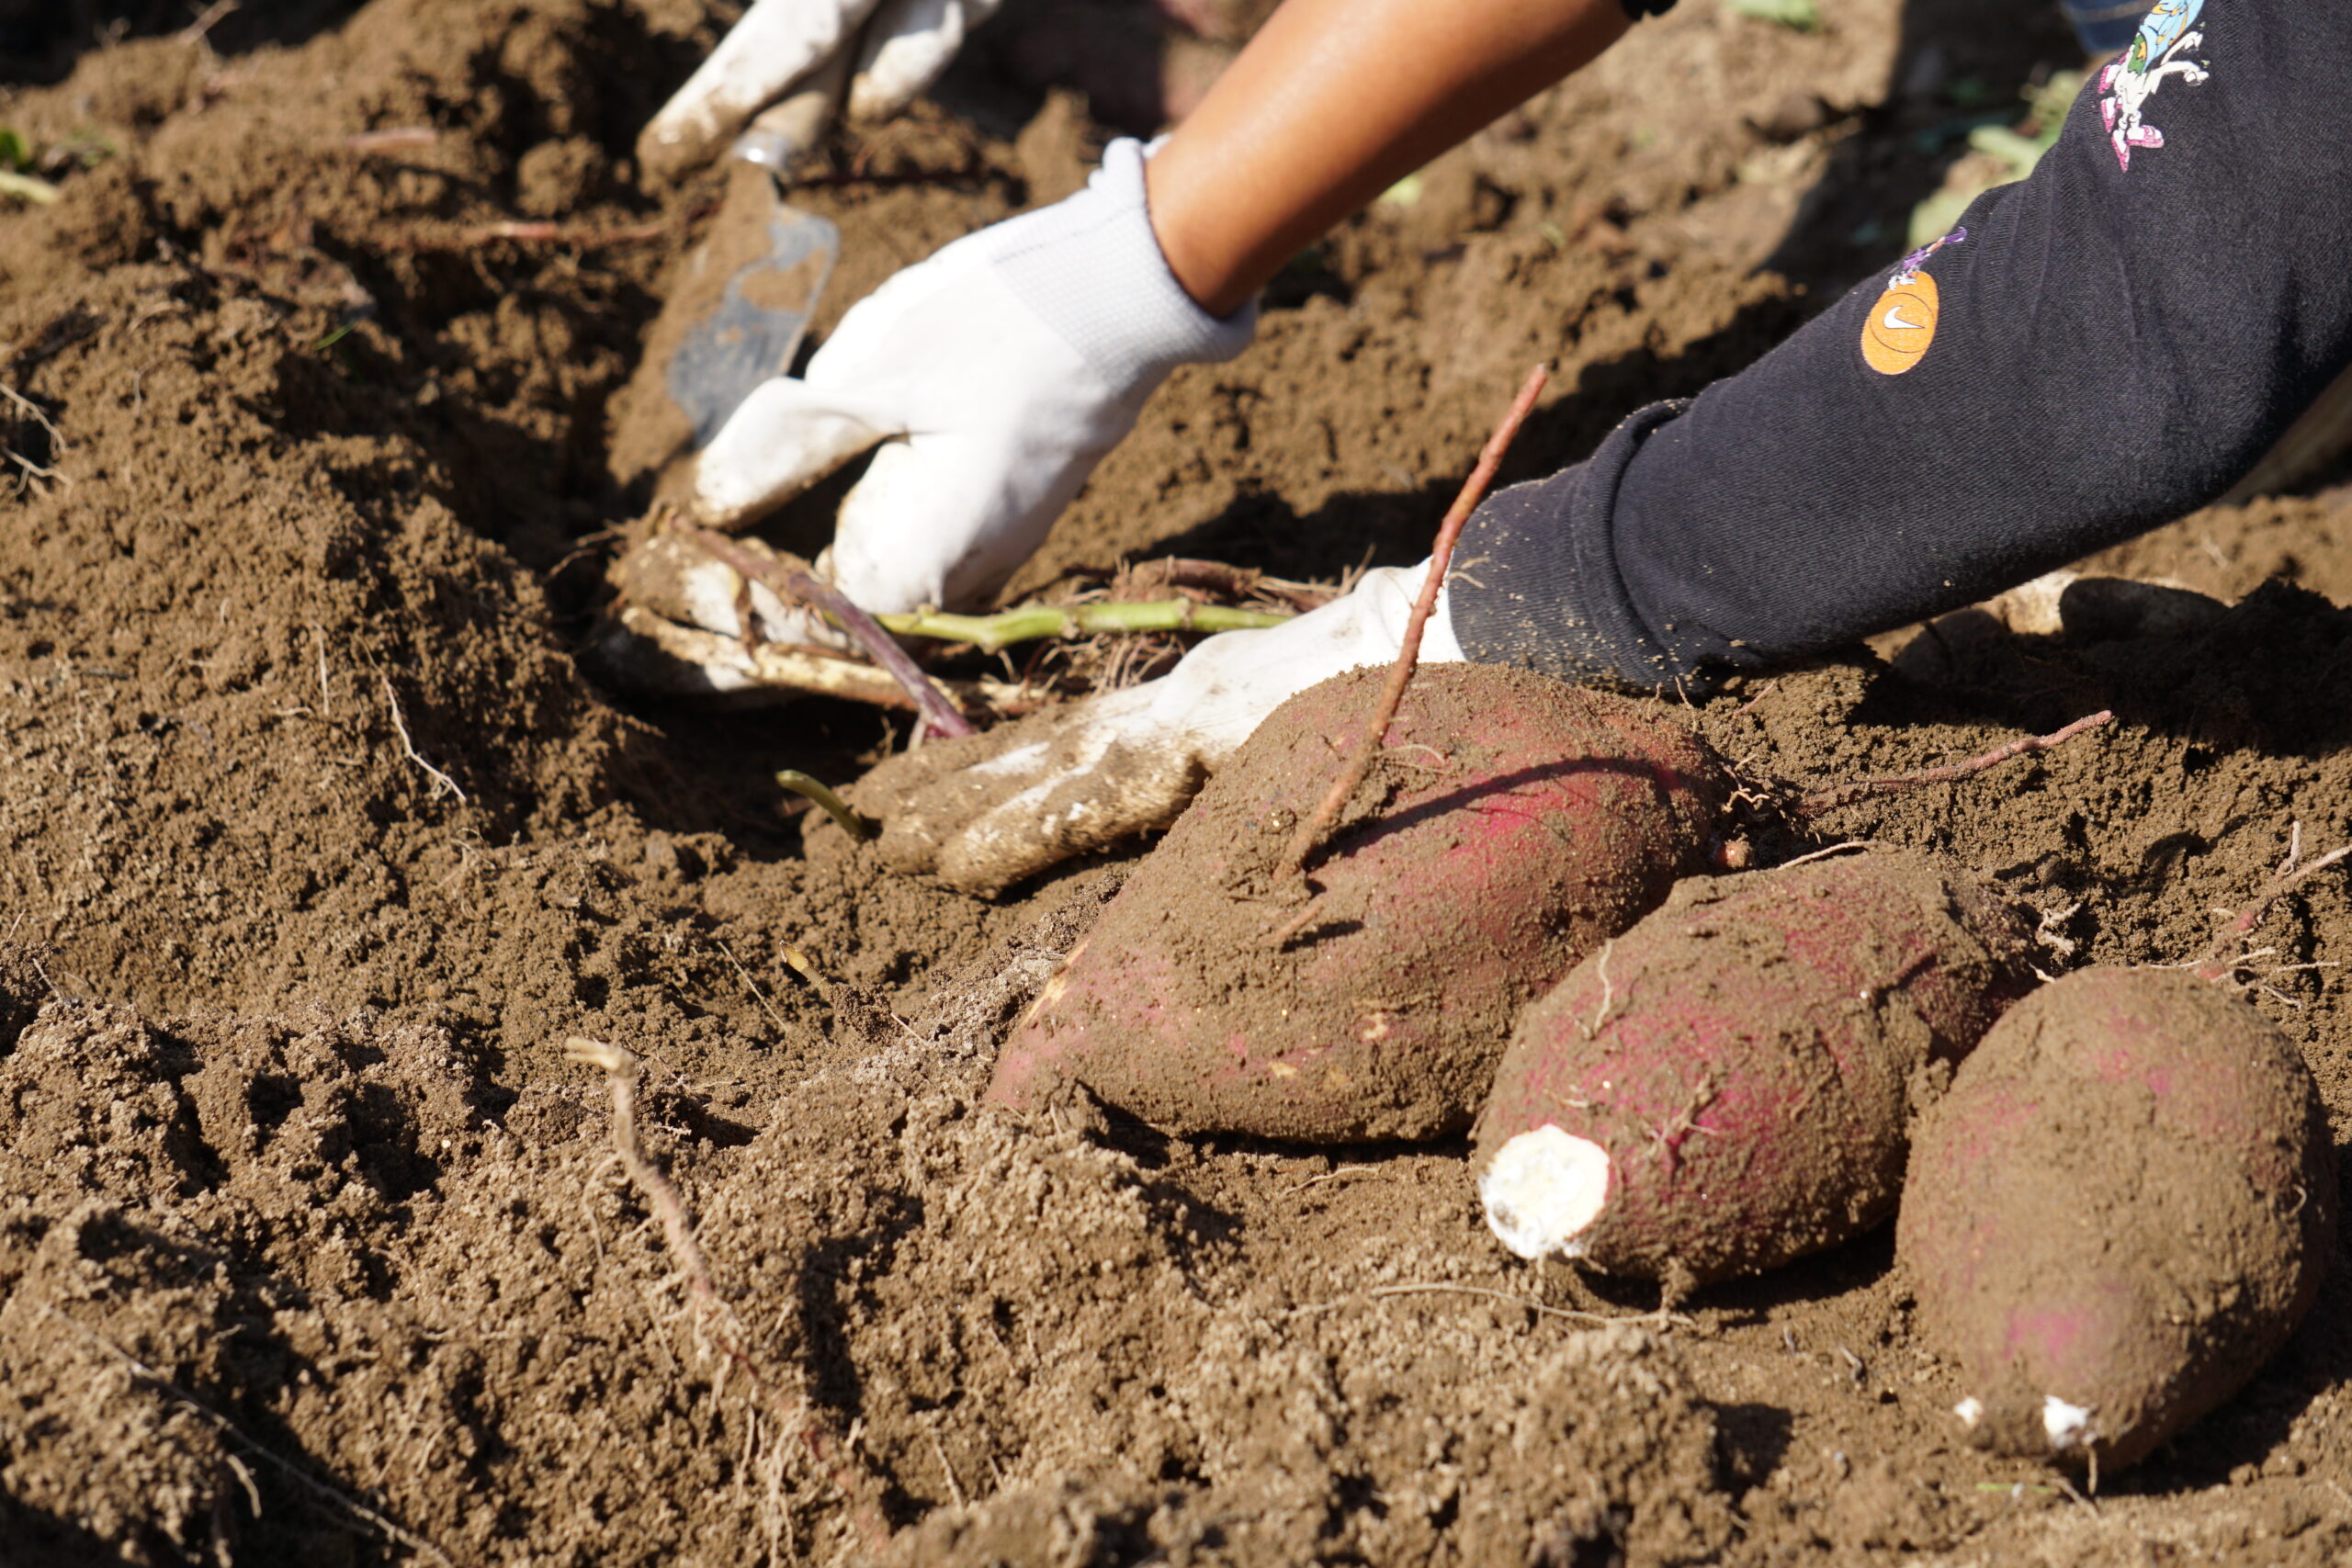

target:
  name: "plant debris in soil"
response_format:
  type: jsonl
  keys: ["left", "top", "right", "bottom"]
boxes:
{"left": 3, "top": 1, "right": 2351, "bottom": 1564}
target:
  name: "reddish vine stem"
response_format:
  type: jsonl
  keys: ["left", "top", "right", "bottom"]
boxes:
{"left": 1795, "top": 708, "right": 2114, "bottom": 815}
{"left": 1275, "top": 363, "right": 1550, "bottom": 882}
{"left": 376, "top": 219, "right": 680, "bottom": 252}
{"left": 684, "top": 525, "right": 978, "bottom": 739}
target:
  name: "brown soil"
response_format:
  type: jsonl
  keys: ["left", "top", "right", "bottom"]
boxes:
{"left": 1473, "top": 852, "right": 2034, "bottom": 1287}
{"left": 989, "top": 664, "right": 1725, "bottom": 1143}
{"left": 1900, "top": 967, "right": 2337, "bottom": 1473}
{"left": 0, "top": 1, "right": 2349, "bottom": 1565}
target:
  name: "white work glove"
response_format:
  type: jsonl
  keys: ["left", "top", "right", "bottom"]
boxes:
{"left": 639, "top": 0, "right": 1002, "bottom": 180}
{"left": 627, "top": 138, "right": 1256, "bottom": 675}
{"left": 847, "top": 563, "right": 1464, "bottom": 895}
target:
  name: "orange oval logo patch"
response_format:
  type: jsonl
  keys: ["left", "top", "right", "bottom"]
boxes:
{"left": 1862, "top": 271, "right": 1939, "bottom": 376}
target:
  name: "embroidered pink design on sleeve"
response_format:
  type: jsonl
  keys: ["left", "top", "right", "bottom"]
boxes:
{"left": 2097, "top": 0, "right": 2211, "bottom": 171}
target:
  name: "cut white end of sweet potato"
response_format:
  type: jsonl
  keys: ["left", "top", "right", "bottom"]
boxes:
{"left": 1953, "top": 1396, "right": 1984, "bottom": 1428}
{"left": 1479, "top": 1125, "right": 1610, "bottom": 1260}
{"left": 2043, "top": 1395, "right": 2094, "bottom": 1451}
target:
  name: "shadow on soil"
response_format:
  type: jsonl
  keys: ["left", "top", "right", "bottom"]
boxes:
{"left": 1766, "top": 0, "right": 2081, "bottom": 294}
{"left": 2, "top": 0, "right": 367, "bottom": 81}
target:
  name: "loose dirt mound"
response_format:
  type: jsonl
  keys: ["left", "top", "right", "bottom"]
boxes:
{"left": 2, "top": 1, "right": 2350, "bottom": 1564}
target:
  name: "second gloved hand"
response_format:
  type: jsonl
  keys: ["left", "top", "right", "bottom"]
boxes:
{"left": 684, "top": 138, "right": 1255, "bottom": 637}
{"left": 639, "top": 0, "right": 1004, "bottom": 180}
{"left": 846, "top": 562, "right": 1462, "bottom": 896}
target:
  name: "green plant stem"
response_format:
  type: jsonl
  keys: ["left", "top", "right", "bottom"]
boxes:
{"left": 876, "top": 600, "right": 1291, "bottom": 653}
{"left": 0, "top": 169, "right": 59, "bottom": 205}
{"left": 775, "top": 769, "right": 876, "bottom": 840}
{"left": 1727, "top": 0, "right": 1818, "bottom": 30}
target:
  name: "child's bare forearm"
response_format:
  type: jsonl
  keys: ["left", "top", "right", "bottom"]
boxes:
{"left": 1145, "top": 0, "right": 1635, "bottom": 316}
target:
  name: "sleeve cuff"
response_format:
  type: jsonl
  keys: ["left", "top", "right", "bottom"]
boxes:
{"left": 1447, "top": 401, "right": 1716, "bottom": 694}
{"left": 987, "top": 138, "right": 1259, "bottom": 395}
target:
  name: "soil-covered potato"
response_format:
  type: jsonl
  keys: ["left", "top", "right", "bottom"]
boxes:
{"left": 989, "top": 663, "right": 1728, "bottom": 1141}
{"left": 1899, "top": 967, "right": 2337, "bottom": 1472}
{"left": 1471, "top": 852, "right": 2034, "bottom": 1284}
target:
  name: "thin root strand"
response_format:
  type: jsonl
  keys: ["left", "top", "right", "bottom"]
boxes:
{"left": 1796, "top": 709, "right": 2113, "bottom": 815}
{"left": 565, "top": 1036, "right": 891, "bottom": 1550}
{"left": 2189, "top": 826, "right": 2351, "bottom": 986}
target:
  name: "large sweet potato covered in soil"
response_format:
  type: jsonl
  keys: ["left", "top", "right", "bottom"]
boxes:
{"left": 1899, "top": 968, "right": 2336, "bottom": 1472}
{"left": 1472, "top": 852, "right": 2034, "bottom": 1284}
{"left": 988, "top": 663, "right": 1727, "bottom": 1141}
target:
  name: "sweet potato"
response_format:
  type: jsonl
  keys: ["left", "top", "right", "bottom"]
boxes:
{"left": 1898, "top": 967, "right": 2335, "bottom": 1471}
{"left": 988, "top": 663, "right": 1727, "bottom": 1141}
{"left": 1471, "top": 852, "right": 2033, "bottom": 1284}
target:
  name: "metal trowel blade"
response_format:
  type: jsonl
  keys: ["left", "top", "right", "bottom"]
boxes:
{"left": 666, "top": 172, "right": 840, "bottom": 451}
{"left": 610, "top": 69, "right": 848, "bottom": 494}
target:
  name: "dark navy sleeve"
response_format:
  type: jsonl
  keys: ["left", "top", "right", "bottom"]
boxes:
{"left": 1453, "top": 0, "right": 2352, "bottom": 692}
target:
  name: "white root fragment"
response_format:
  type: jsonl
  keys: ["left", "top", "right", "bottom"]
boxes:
{"left": 1480, "top": 1124, "right": 1611, "bottom": 1261}
{"left": 2043, "top": 1394, "right": 2095, "bottom": 1451}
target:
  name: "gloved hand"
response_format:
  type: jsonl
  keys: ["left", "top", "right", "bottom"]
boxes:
{"left": 625, "top": 137, "right": 1256, "bottom": 673}
{"left": 846, "top": 562, "right": 1463, "bottom": 895}
{"left": 639, "top": 0, "right": 1003, "bottom": 180}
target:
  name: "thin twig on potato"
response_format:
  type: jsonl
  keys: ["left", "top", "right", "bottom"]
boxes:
{"left": 1275, "top": 363, "right": 1551, "bottom": 884}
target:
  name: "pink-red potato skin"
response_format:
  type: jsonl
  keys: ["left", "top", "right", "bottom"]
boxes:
{"left": 1470, "top": 853, "right": 2034, "bottom": 1283}
{"left": 988, "top": 664, "right": 1728, "bottom": 1142}
{"left": 1899, "top": 967, "right": 2336, "bottom": 1472}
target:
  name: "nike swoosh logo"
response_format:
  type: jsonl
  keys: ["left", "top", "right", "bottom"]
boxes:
{"left": 1883, "top": 303, "right": 1927, "bottom": 333}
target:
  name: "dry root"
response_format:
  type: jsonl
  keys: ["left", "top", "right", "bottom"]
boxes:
{"left": 1795, "top": 710, "right": 2113, "bottom": 816}
{"left": 2185, "top": 823, "right": 2350, "bottom": 998}
{"left": 565, "top": 1036, "right": 890, "bottom": 1552}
